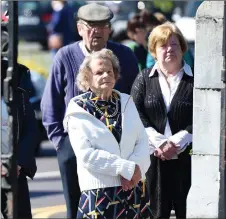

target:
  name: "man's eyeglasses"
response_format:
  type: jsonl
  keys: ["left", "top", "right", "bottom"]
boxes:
{"left": 81, "top": 21, "right": 110, "bottom": 30}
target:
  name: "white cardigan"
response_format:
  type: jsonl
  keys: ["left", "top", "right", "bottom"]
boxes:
{"left": 63, "top": 90, "right": 151, "bottom": 191}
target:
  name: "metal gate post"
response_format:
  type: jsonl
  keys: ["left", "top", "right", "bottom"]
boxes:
{"left": 2, "top": 2, "right": 19, "bottom": 218}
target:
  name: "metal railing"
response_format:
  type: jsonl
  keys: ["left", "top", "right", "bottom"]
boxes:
{"left": 1, "top": 2, "right": 18, "bottom": 218}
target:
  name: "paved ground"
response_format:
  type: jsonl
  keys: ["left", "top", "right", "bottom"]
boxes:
{"left": 29, "top": 141, "right": 67, "bottom": 218}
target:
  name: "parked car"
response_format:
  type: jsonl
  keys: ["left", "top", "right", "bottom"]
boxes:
{"left": 18, "top": 1, "right": 53, "bottom": 50}
{"left": 1, "top": 1, "right": 52, "bottom": 50}
{"left": 2, "top": 1, "right": 86, "bottom": 50}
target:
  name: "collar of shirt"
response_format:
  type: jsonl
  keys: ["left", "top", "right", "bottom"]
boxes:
{"left": 79, "top": 41, "right": 107, "bottom": 56}
{"left": 148, "top": 60, "right": 193, "bottom": 78}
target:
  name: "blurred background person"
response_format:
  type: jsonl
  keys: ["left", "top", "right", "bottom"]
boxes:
{"left": 125, "top": 10, "right": 167, "bottom": 71}
{"left": 138, "top": 9, "right": 163, "bottom": 69}
{"left": 131, "top": 22, "right": 193, "bottom": 219}
{"left": 139, "top": 9, "right": 162, "bottom": 34}
{"left": 64, "top": 48, "right": 151, "bottom": 219}
{"left": 47, "top": 0, "right": 74, "bottom": 56}
{"left": 153, "top": 12, "right": 167, "bottom": 23}
{"left": 126, "top": 14, "right": 148, "bottom": 71}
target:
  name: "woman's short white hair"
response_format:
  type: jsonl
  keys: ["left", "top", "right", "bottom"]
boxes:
{"left": 76, "top": 48, "right": 121, "bottom": 92}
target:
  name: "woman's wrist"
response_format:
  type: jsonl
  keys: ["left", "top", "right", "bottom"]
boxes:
{"left": 159, "top": 141, "right": 168, "bottom": 150}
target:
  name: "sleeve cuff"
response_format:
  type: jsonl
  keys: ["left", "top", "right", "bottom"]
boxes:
{"left": 156, "top": 139, "right": 168, "bottom": 148}
{"left": 119, "top": 160, "right": 136, "bottom": 181}
{"left": 168, "top": 130, "right": 192, "bottom": 151}
{"left": 149, "top": 144, "right": 155, "bottom": 155}
{"left": 145, "top": 127, "right": 168, "bottom": 148}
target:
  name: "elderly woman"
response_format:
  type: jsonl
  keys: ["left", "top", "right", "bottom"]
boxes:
{"left": 131, "top": 22, "right": 193, "bottom": 219}
{"left": 63, "top": 48, "right": 152, "bottom": 219}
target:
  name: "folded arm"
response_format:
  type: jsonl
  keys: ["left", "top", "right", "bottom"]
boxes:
{"left": 67, "top": 116, "right": 136, "bottom": 181}
{"left": 168, "top": 129, "right": 192, "bottom": 154}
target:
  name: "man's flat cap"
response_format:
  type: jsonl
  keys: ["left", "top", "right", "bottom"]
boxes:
{"left": 77, "top": 3, "right": 114, "bottom": 22}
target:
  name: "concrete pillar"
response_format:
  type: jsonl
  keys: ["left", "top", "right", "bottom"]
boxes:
{"left": 187, "top": 1, "right": 225, "bottom": 218}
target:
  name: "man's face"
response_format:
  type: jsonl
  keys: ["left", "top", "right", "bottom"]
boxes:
{"left": 77, "top": 20, "right": 111, "bottom": 52}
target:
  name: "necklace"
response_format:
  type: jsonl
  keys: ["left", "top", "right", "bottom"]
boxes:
{"left": 93, "top": 98, "right": 119, "bottom": 118}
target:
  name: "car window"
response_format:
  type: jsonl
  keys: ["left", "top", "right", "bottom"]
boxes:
{"left": 19, "top": 2, "right": 38, "bottom": 11}
{"left": 18, "top": 1, "right": 39, "bottom": 15}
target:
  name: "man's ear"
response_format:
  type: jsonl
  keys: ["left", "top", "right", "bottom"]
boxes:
{"left": 77, "top": 22, "right": 83, "bottom": 37}
{"left": 107, "top": 27, "right": 111, "bottom": 36}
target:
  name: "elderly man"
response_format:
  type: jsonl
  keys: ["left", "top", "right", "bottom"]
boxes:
{"left": 41, "top": 3, "right": 139, "bottom": 218}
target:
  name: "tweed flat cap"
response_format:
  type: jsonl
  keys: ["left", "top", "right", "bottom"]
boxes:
{"left": 77, "top": 3, "right": 114, "bottom": 22}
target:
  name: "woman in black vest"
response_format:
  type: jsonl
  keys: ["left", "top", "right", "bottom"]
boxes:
{"left": 131, "top": 22, "right": 193, "bottom": 219}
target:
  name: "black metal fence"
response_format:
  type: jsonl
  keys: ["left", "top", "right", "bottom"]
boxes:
{"left": 1, "top": 2, "right": 18, "bottom": 218}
